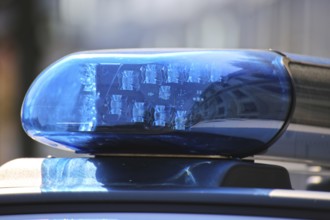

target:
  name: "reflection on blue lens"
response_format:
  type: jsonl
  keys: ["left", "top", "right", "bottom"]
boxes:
{"left": 21, "top": 50, "right": 293, "bottom": 157}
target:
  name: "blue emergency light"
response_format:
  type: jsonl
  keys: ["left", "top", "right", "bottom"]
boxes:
{"left": 21, "top": 50, "right": 293, "bottom": 157}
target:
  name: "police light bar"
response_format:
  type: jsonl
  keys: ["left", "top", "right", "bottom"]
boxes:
{"left": 21, "top": 50, "right": 293, "bottom": 157}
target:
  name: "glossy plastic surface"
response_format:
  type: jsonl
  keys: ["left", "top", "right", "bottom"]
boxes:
{"left": 21, "top": 50, "right": 292, "bottom": 156}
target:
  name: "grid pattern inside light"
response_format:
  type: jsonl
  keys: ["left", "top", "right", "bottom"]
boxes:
{"left": 21, "top": 50, "right": 293, "bottom": 156}
{"left": 81, "top": 61, "right": 228, "bottom": 132}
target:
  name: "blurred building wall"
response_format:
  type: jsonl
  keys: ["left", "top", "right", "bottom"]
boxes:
{"left": 0, "top": 1, "right": 41, "bottom": 164}
{"left": 44, "top": 0, "right": 330, "bottom": 57}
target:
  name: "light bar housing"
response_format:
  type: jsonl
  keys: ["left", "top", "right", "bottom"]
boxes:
{"left": 21, "top": 50, "right": 293, "bottom": 157}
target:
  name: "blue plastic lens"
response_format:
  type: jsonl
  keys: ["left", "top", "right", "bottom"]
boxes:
{"left": 21, "top": 50, "right": 293, "bottom": 157}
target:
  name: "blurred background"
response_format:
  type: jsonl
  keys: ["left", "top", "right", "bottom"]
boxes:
{"left": 1, "top": 0, "right": 330, "bottom": 165}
